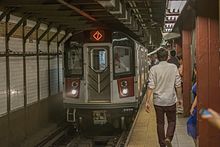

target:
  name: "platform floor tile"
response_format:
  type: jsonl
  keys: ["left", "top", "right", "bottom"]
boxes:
{"left": 127, "top": 100, "right": 195, "bottom": 147}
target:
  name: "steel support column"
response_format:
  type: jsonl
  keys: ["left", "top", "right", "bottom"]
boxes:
{"left": 37, "top": 24, "right": 52, "bottom": 97}
{"left": 196, "top": 17, "right": 220, "bottom": 147}
{"left": 57, "top": 36, "right": 60, "bottom": 92}
{"left": 36, "top": 27, "right": 40, "bottom": 102}
{"left": 57, "top": 31, "right": 71, "bottom": 92}
{"left": 22, "top": 20, "right": 28, "bottom": 138}
{"left": 47, "top": 33, "right": 51, "bottom": 96}
{"left": 49, "top": 29, "right": 61, "bottom": 94}
{"left": 182, "top": 30, "right": 192, "bottom": 116}
{"left": 5, "top": 13, "right": 10, "bottom": 147}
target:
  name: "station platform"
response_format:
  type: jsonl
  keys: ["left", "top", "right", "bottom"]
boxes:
{"left": 126, "top": 99, "right": 194, "bottom": 147}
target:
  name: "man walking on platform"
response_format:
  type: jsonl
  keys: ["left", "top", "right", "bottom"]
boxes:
{"left": 145, "top": 48, "right": 183, "bottom": 147}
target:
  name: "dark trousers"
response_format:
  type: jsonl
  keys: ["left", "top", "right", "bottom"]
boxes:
{"left": 154, "top": 104, "right": 176, "bottom": 147}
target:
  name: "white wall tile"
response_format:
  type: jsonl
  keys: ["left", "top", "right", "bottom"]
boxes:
{"left": 0, "top": 57, "right": 7, "bottom": 115}
{"left": 0, "top": 31, "right": 64, "bottom": 115}
{"left": 26, "top": 57, "right": 37, "bottom": 104}
{"left": 9, "top": 38, "right": 22, "bottom": 52}
{"left": 39, "top": 56, "right": 48, "bottom": 99}
{"left": 59, "top": 56, "right": 63, "bottom": 92}
{"left": 59, "top": 44, "right": 64, "bottom": 52}
{"left": 10, "top": 57, "right": 24, "bottom": 110}
{"left": 26, "top": 40, "right": 37, "bottom": 52}
{"left": 50, "top": 57, "right": 58, "bottom": 95}
{"left": 49, "top": 42, "right": 57, "bottom": 53}
{"left": 39, "top": 41, "right": 47, "bottom": 52}
{"left": 0, "top": 37, "right": 5, "bottom": 52}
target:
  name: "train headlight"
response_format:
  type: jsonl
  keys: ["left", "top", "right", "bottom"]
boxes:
{"left": 71, "top": 89, "right": 78, "bottom": 96}
{"left": 122, "top": 88, "right": 128, "bottom": 96}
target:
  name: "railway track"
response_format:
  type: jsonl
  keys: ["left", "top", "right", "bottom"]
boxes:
{"left": 36, "top": 108, "right": 140, "bottom": 147}
{"left": 60, "top": 131, "right": 129, "bottom": 147}
{"left": 36, "top": 124, "right": 131, "bottom": 147}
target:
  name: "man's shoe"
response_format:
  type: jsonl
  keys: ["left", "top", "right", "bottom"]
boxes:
{"left": 165, "top": 138, "right": 172, "bottom": 147}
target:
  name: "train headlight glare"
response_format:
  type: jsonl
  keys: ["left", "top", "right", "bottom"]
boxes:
{"left": 122, "top": 88, "right": 128, "bottom": 96}
{"left": 71, "top": 89, "right": 77, "bottom": 95}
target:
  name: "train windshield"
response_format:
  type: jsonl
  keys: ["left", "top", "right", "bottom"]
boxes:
{"left": 90, "top": 48, "right": 107, "bottom": 72}
{"left": 112, "top": 32, "right": 135, "bottom": 78}
{"left": 114, "top": 47, "right": 131, "bottom": 74}
{"left": 64, "top": 43, "right": 83, "bottom": 77}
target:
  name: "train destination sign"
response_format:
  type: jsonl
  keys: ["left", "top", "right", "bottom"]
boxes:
{"left": 90, "top": 30, "right": 105, "bottom": 41}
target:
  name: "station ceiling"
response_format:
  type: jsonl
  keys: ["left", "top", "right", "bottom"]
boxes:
{"left": 0, "top": 0, "right": 166, "bottom": 45}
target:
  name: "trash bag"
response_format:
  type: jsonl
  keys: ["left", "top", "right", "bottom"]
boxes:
{"left": 187, "top": 108, "right": 197, "bottom": 139}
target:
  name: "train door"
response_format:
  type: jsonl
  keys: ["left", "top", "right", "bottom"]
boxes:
{"left": 86, "top": 45, "right": 111, "bottom": 102}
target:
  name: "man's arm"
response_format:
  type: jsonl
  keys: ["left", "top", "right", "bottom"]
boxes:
{"left": 146, "top": 68, "right": 155, "bottom": 113}
{"left": 176, "top": 86, "right": 183, "bottom": 105}
{"left": 146, "top": 88, "right": 153, "bottom": 103}
{"left": 145, "top": 88, "right": 153, "bottom": 113}
{"left": 175, "top": 66, "right": 182, "bottom": 105}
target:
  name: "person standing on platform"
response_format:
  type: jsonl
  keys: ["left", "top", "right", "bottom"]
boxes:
{"left": 176, "top": 55, "right": 183, "bottom": 114}
{"left": 187, "top": 64, "right": 197, "bottom": 146}
{"left": 167, "top": 50, "right": 180, "bottom": 68}
{"left": 145, "top": 48, "right": 183, "bottom": 147}
{"left": 177, "top": 55, "right": 183, "bottom": 77}
{"left": 149, "top": 54, "right": 159, "bottom": 69}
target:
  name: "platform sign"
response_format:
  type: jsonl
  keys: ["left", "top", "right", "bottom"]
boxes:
{"left": 90, "top": 30, "right": 105, "bottom": 42}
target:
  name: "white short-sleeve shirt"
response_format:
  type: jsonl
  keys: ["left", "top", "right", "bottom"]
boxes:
{"left": 148, "top": 61, "right": 181, "bottom": 106}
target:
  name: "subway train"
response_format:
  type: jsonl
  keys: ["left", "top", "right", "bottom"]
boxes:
{"left": 63, "top": 29, "right": 148, "bottom": 129}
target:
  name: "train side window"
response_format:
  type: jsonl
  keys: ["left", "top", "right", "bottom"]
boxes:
{"left": 90, "top": 48, "right": 107, "bottom": 72}
{"left": 64, "top": 44, "right": 83, "bottom": 77}
{"left": 114, "top": 46, "right": 131, "bottom": 74}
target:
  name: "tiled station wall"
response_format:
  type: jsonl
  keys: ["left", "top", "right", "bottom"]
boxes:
{"left": 0, "top": 14, "right": 66, "bottom": 146}
{"left": 0, "top": 36, "right": 64, "bottom": 115}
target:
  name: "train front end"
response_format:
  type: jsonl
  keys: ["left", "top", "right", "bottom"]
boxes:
{"left": 63, "top": 30, "right": 140, "bottom": 128}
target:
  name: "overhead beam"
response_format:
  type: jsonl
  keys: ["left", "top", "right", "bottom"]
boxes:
{"left": 40, "top": 16, "right": 84, "bottom": 20}
{"left": 22, "top": 10, "right": 74, "bottom": 16}
{"left": 48, "top": 29, "right": 61, "bottom": 44}
{"left": 58, "top": 30, "right": 71, "bottom": 45}
{"left": 0, "top": 9, "right": 12, "bottom": 21}
{"left": 7, "top": 14, "right": 30, "bottom": 38}
{"left": 24, "top": 21, "right": 41, "bottom": 41}
{"left": 38, "top": 24, "right": 53, "bottom": 42}
{"left": 71, "top": 2, "right": 97, "bottom": 5}
{"left": 5, "top": 4, "right": 63, "bottom": 10}
{"left": 58, "top": 0, "right": 96, "bottom": 21}
{"left": 45, "top": 20, "right": 87, "bottom": 25}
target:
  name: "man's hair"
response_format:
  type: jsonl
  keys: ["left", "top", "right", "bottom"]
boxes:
{"left": 170, "top": 50, "right": 176, "bottom": 57}
{"left": 157, "top": 48, "right": 168, "bottom": 61}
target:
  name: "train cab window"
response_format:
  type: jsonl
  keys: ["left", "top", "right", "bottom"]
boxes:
{"left": 114, "top": 46, "right": 131, "bottom": 74}
{"left": 90, "top": 49, "right": 107, "bottom": 72}
{"left": 64, "top": 43, "right": 83, "bottom": 77}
